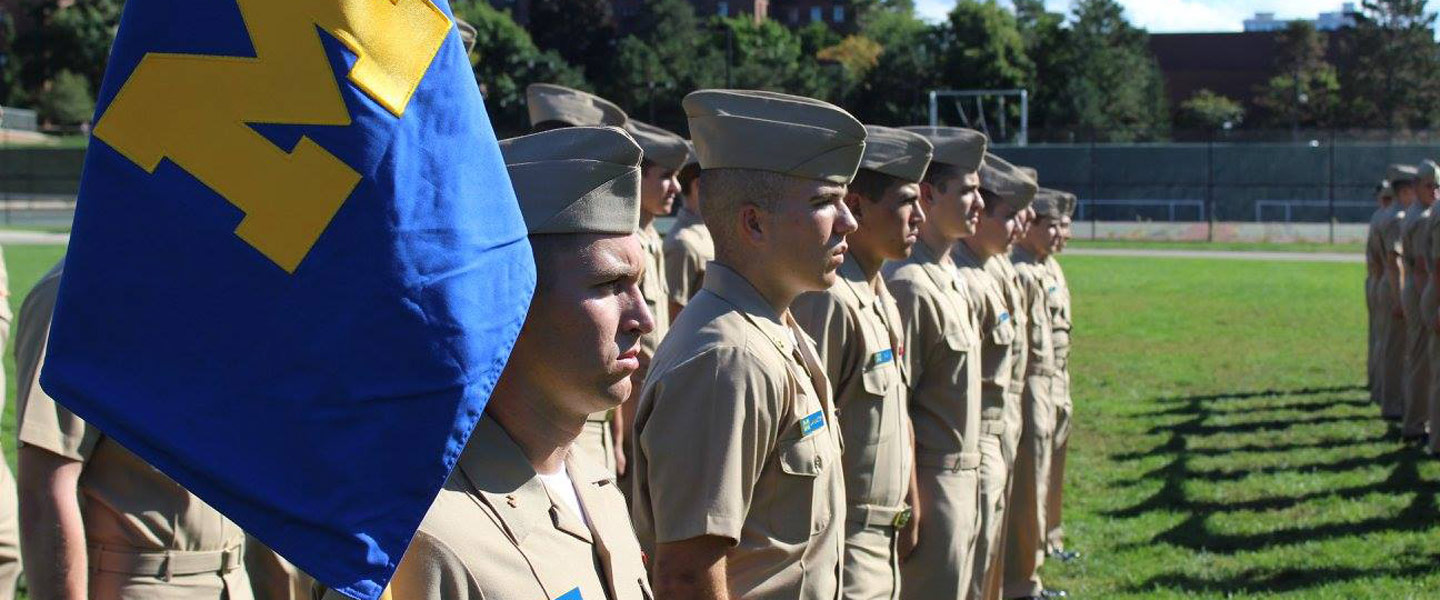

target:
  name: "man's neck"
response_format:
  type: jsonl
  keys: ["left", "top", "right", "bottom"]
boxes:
{"left": 918, "top": 224, "right": 955, "bottom": 263}
{"left": 720, "top": 256, "right": 799, "bottom": 317}
{"left": 639, "top": 211, "right": 656, "bottom": 230}
{"left": 847, "top": 241, "right": 887, "bottom": 282}
{"left": 961, "top": 235, "right": 998, "bottom": 261}
{"left": 486, "top": 375, "right": 585, "bottom": 475}
{"left": 1019, "top": 240, "right": 1049, "bottom": 261}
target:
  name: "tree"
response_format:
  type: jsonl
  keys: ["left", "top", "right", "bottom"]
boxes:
{"left": 706, "top": 16, "right": 829, "bottom": 101}
{"left": 1254, "top": 21, "right": 1341, "bottom": 130}
{"left": 453, "top": 1, "right": 587, "bottom": 137}
{"left": 599, "top": 0, "right": 725, "bottom": 132}
{"left": 37, "top": 69, "right": 93, "bottom": 127}
{"left": 937, "top": 1, "right": 1032, "bottom": 93}
{"left": 14, "top": 0, "right": 123, "bottom": 100}
{"left": 525, "top": 0, "right": 617, "bottom": 81}
{"left": 1014, "top": 0, "right": 1073, "bottom": 137}
{"left": 844, "top": 7, "right": 941, "bottom": 125}
{"left": 0, "top": 7, "right": 21, "bottom": 106}
{"left": 1056, "top": 0, "right": 1170, "bottom": 141}
{"left": 1337, "top": 0, "right": 1440, "bottom": 129}
{"left": 1177, "top": 89, "right": 1244, "bottom": 131}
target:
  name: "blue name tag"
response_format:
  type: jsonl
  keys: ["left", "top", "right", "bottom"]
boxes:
{"left": 999, "top": 312, "right": 1011, "bottom": 324}
{"left": 555, "top": 588, "right": 583, "bottom": 600}
{"left": 800, "top": 410, "right": 826, "bottom": 437}
{"left": 871, "top": 348, "right": 894, "bottom": 367}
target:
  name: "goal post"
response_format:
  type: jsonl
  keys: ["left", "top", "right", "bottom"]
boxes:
{"left": 927, "top": 89, "right": 1030, "bottom": 146}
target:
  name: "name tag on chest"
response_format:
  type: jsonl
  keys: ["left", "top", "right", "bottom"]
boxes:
{"left": 870, "top": 348, "right": 894, "bottom": 368}
{"left": 800, "top": 410, "right": 827, "bottom": 437}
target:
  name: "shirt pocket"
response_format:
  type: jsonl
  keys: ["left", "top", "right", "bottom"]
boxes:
{"left": 771, "top": 434, "right": 832, "bottom": 542}
{"left": 991, "top": 314, "right": 1017, "bottom": 346}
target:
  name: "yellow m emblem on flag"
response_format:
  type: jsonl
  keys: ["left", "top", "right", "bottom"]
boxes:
{"left": 95, "top": 0, "right": 454, "bottom": 273}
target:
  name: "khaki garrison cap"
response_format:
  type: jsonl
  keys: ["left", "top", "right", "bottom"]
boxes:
{"left": 1388, "top": 164, "right": 1420, "bottom": 183}
{"left": 980, "top": 154, "right": 1038, "bottom": 210}
{"left": 456, "top": 19, "right": 478, "bottom": 54}
{"left": 1419, "top": 159, "right": 1440, "bottom": 186}
{"left": 860, "top": 125, "right": 934, "bottom": 183}
{"left": 900, "top": 126, "right": 988, "bottom": 173}
{"left": 684, "top": 89, "right": 866, "bottom": 184}
{"left": 1379, "top": 179, "right": 1394, "bottom": 200}
{"left": 1019, "top": 166, "right": 1039, "bottom": 186}
{"left": 1061, "top": 191, "right": 1078, "bottom": 218}
{"left": 500, "top": 126, "right": 642, "bottom": 235}
{"left": 1032, "top": 188, "right": 1067, "bottom": 220}
{"left": 526, "top": 83, "right": 628, "bottom": 128}
{"left": 625, "top": 120, "right": 690, "bottom": 171}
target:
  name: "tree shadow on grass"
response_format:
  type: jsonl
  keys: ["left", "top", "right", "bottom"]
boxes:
{"left": 1133, "top": 554, "right": 1440, "bottom": 596}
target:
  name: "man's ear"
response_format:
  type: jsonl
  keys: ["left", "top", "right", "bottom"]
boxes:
{"left": 739, "top": 204, "right": 765, "bottom": 244}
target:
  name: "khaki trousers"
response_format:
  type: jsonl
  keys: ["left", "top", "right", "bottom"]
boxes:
{"left": 244, "top": 536, "right": 314, "bottom": 600}
{"left": 1003, "top": 376, "right": 1056, "bottom": 599}
{"left": 844, "top": 520, "right": 901, "bottom": 600}
{"left": 1429, "top": 318, "right": 1440, "bottom": 453}
{"left": 1379, "top": 275, "right": 1407, "bottom": 418}
{"left": 1367, "top": 276, "right": 1379, "bottom": 400}
{"left": 1403, "top": 273, "right": 1431, "bottom": 434}
{"left": 900, "top": 462, "right": 981, "bottom": 600}
{"left": 971, "top": 428, "right": 1013, "bottom": 600}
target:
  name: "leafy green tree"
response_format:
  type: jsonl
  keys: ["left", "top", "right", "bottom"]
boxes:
{"left": 14, "top": 0, "right": 123, "bottom": 99}
{"left": 0, "top": 7, "right": 21, "bottom": 106}
{"left": 707, "top": 16, "right": 828, "bottom": 100}
{"left": 937, "top": 1, "right": 1032, "bottom": 93}
{"left": 1254, "top": 20, "right": 1341, "bottom": 129}
{"left": 453, "top": 1, "right": 587, "bottom": 137}
{"left": 1014, "top": 0, "right": 1072, "bottom": 136}
{"left": 1177, "top": 89, "right": 1244, "bottom": 131}
{"left": 525, "top": 0, "right": 617, "bottom": 81}
{"left": 599, "top": 0, "right": 725, "bottom": 131}
{"left": 1337, "top": 0, "right": 1440, "bottom": 129}
{"left": 1057, "top": 0, "right": 1169, "bottom": 141}
{"left": 37, "top": 69, "right": 94, "bottom": 127}
{"left": 844, "top": 8, "right": 940, "bottom": 125}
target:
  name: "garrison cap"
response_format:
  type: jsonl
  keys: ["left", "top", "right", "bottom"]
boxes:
{"left": 1060, "top": 191, "right": 1077, "bottom": 218}
{"left": 456, "top": 19, "right": 478, "bottom": 54}
{"left": 980, "top": 154, "right": 1038, "bottom": 210}
{"left": 1032, "top": 188, "right": 1068, "bottom": 220}
{"left": 1019, "top": 166, "right": 1039, "bottom": 186}
{"left": 526, "top": 83, "right": 628, "bottom": 128}
{"left": 1379, "top": 179, "right": 1394, "bottom": 200}
{"left": 860, "top": 125, "right": 934, "bottom": 183}
{"left": 900, "top": 126, "right": 988, "bottom": 173}
{"left": 1388, "top": 164, "right": 1419, "bottom": 183}
{"left": 625, "top": 120, "right": 690, "bottom": 171}
{"left": 684, "top": 89, "right": 867, "bottom": 184}
{"left": 1419, "top": 159, "right": 1440, "bottom": 186}
{"left": 500, "top": 126, "right": 642, "bottom": 235}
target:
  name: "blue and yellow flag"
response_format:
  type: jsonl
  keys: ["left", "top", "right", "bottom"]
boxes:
{"left": 40, "top": 2, "right": 534, "bottom": 599}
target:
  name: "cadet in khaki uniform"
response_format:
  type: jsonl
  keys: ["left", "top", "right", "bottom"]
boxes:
{"left": 1045, "top": 194, "right": 1078, "bottom": 562}
{"left": 0, "top": 249, "right": 18, "bottom": 600}
{"left": 526, "top": 83, "right": 628, "bottom": 131}
{"left": 888, "top": 126, "right": 989, "bottom": 600}
{"left": 1380, "top": 165, "right": 1417, "bottom": 420}
{"left": 1367, "top": 181, "right": 1396, "bottom": 404}
{"left": 791, "top": 125, "right": 933, "bottom": 600}
{"left": 322, "top": 126, "right": 656, "bottom": 600}
{"left": 953, "top": 156, "right": 1037, "bottom": 600}
{"left": 664, "top": 146, "right": 716, "bottom": 317}
{"left": 612, "top": 119, "right": 687, "bottom": 477}
{"left": 1003, "top": 191, "right": 1065, "bottom": 600}
{"left": 1401, "top": 161, "right": 1439, "bottom": 440}
{"left": 16, "top": 260, "right": 252, "bottom": 600}
{"left": 1427, "top": 183, "right": 1440, "bottom": 455}
{"left": 525, "top": 83, "right": 637, "bottom": 476}
{"left": 631, "top": 90, "right": 861, "bottom": 600}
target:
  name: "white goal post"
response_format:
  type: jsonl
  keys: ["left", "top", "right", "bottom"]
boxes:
{"left": 928, "top": 89, "right": 1030, "bottom": 146}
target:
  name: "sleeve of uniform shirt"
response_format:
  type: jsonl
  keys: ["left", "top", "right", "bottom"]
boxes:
{"left": 1018, "top": 267, "right": 1051, "bottom": 367}
{"left": 352, "top": 530, "right": 483, "bottom": 600}
{"left": 1386, "top": 217, "right": 1405, "bottom": 256}
{"left": 887, "top": 277, "right": 944, "bottom": 392}
{"left": 1429, "top": 217, "right": 1440, "bottom": 264}
{"left": 641, "top": 346, "right": 783, "bottom": 545}
{"left": 791, "top": 292, "right": 861, "bottom": 409}
{"left": 664, "top": 235, "right": 704, "bottom": 308}
{"left": 14, "top": 318, "right": 99, "bottom": 462}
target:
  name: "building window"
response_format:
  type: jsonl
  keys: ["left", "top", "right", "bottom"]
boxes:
{"left": 833, "top": 5, "right": 844, "bottom": 22}
{"left": 717, "top": 1, "right": 728, "bottom": 17}
{"left": 810, "top": 6, "right": 822, "bottom": 22}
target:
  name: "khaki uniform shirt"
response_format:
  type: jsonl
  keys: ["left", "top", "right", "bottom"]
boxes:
{"left": 1383, "top": 203, "right": 1408, "bottom": 260}
{"left": 638, "top": 223, "right": 670, "bottom": 358}
{"left": 1402, "top": 204, "right": 1432, "bottom": 272}
{"left": 15, "top": 261, "right": 250, "bottom": 597}
{"left": 792, "top": 256, "right": 912, "bottom": 519}
{"left": 883, "top": 240, "right": 982, "bottom": 466}
{"left": 984, "top": 254, "right": 1030, "bottom": 436}
{"left": 1044, "top": 257, "right": 1073, "bottom": 376}
{"left": 329, "top": 418, "right": 651, "bottom": 600}
{"left": 952, "top": 244, "right": 1018, "bottom": 434}
{"left": 662, "top": 206, "right": 714, "bottom": 309}
{"left": 1368, "top": 205, "right": 1390, "bottom": 280}
{"left": 631, "top": 263, "right": 845, "bottom": 600}
{"left": 1010, "top": 247, "right": 1057, "bottom": 378}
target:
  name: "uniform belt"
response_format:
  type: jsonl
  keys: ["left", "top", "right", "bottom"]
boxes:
{"left": 89, "top": 543, "right": 245, "bottom": 579}
{"left": 848, "top": 503, "right": 913, "bottom": 528}
{"left": 915, "top": 450, "right": 981, "bottom": 472}
{"left": 585, "top": 409, "right": 615, "bottom": 423}
{"left": 981, "top": 420, "right": 1007, "bottom": 435}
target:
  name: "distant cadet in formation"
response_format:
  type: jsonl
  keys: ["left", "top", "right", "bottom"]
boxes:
{"left": 631, "top": 89, "right": 859, "bottom": 600}
{"left": 1368, "top": 181, "right": 1396, "bottom": 403}
{"left": 326, "top": 125, "right": 656, "bottom": 600}
{"left": 887, "top": 125, "right": 990, "bottom": 600}
{"left": 1400, "top": 161, "right": 1438, "bottom": 442}
{"left": 791, "top": 124, "right": 933, "bottom": 600}
{"left": 1046, "top": 192, "right": 1080, "bottom": 562}
{"left": 16, "top": 260, "right": 255, "bottom": 599}
{"left": 664, "top": 145, "right": 716, "bottom": 318}
{"left": 1377, "top": 164, "right": 1416, "bottom": 421}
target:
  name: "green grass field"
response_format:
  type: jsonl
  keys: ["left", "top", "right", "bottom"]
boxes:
{"left": 1, "top": 245, "right": 67, "bottom": 477}
{"left": 0, "top": 246, "right": 1433, "bottom": 597}
{"left": 1042, "top": 254, "right": 1440, "bottom": 598}
{"left": 1071, "top": 239, "right": 1365, "bottom": 254}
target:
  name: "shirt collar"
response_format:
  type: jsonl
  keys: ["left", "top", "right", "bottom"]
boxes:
{"left": 703, "top": 262, "right": 796, "bottom": 355}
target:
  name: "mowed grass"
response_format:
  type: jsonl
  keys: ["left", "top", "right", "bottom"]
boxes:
{"left": 1071, "top": 239, "right": 1365, "bottom": 254}
{"left": 1, "top": 245, "right": 67, "bottom": 475}
{"left": 1043, "top": 254, "right": 1440, "bottom": 598}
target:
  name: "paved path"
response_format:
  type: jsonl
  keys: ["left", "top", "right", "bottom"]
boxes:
{"left": 0, "top": 230, "right": 69, "bottom": 245}
{"left": 1067, "top": 248, "right": 1363, "bottom": 264}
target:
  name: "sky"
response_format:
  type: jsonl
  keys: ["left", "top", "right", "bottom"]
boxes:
{"left": 913, "top": 1, "right": 1350, "bottom": 33}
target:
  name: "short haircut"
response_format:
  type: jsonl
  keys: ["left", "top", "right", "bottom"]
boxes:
{"left": 1393, "top": 179, "right": 1416, "bottom": 192}
{"left": 526, "top": 234, "right": 586, "bottom": 293}
{"left": 979, "top": 188, "right": 1005, "bottom": 215}
{"left": 698, "top": 168, "right": 798, "bottom": 247}
{"left": 849, "top": 168, "right": 905, "bottom": 204}
{"left": 922, "top": 162, "right": 964, "bottom": 193}
{"left": 678, "top": 163, "right": 702, "bottom": 194}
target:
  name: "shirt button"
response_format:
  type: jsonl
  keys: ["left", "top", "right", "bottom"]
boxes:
{"left": 813, "top": 456, "right": 823, "bottom": 469}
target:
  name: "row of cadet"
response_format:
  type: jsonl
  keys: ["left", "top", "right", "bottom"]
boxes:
{"left": 1366, "top": 162, "right": 1440, "bottom": 457}
{"left": 0, "top": 84, "right": 1081, "bottom": 600}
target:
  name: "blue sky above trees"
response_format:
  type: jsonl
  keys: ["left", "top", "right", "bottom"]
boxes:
{"left": 917, "top": 1, "right": 1346, "bottom": 32}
